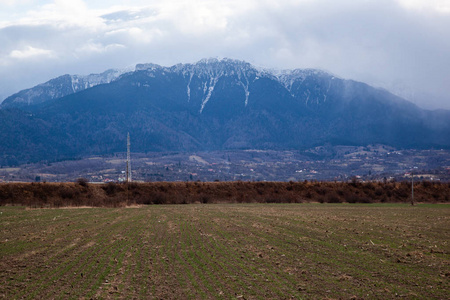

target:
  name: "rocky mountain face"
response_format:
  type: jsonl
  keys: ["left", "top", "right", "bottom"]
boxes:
{"left": 0, "top": 69, "right": 127, "bottom": 109}
{"left": 1, "top": 58, "right": 449, "bottom": 166}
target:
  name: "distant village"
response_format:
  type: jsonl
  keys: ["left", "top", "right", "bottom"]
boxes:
{"left": 1, "top": 146, "right": 449, "bottom": 183}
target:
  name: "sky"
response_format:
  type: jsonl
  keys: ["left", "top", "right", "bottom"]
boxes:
{"left": 1, "top": 0, "right": 449, "bottom": 110}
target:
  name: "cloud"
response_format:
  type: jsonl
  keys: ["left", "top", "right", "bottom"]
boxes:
{"left": 0, "top": 0, "right": 449, "bottom": 110}
{"left": 396, "top": 0, "right": 450, "bottom": 14}
{"left": 9, "top": 46, "right": 54, "bottom": 59}
{"left": 75, "top": 42, "right": 125, "bottom": 56}
{"left": 0, "top": 0, "right": 35, "bottom": 6}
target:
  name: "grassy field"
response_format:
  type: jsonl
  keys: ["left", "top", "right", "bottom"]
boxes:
{"left": 0, "top": 204, "right": 449, "bottom": 299}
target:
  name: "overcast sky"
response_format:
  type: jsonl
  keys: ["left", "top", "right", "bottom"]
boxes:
{"left": 1, "top": 0, "right": 449, "bottom": 109}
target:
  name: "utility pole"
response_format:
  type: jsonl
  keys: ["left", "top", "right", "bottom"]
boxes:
{"left": 411, "top": 169, "right": 414, "bottom": 206}
{"left": 126, "top": 132, "right": 131, "bottom": 182}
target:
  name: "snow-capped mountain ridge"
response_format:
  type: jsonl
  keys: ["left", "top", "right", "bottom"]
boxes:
{"left": 131, "top": 58, "right": 341, "bottom": 112}
{"left": 133, "top": 58, "right": 260, "bottom": 112}
{"left": 178, "top": 59, "right": 257, "bottom": 112}
{"left": 1, "top": 58, "right": 337, "bottom": 110}
{"left": 0, "top": 58, "right": 405, "bottom": 111}
{"left": 171, "top": 59, "right": 339, "bottom": 109}
{"left": 276, "top": 69, "right": 335, "bottom": 91}
{"left": 70, "top": 69, "right": 128, "bottom": 93}
{"left": 1, "top": 68, "right": 130, "bottom": 109}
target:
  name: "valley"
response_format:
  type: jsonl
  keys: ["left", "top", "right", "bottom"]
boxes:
{"left": 1, "top": 146, "right": 449, "bottom": 183}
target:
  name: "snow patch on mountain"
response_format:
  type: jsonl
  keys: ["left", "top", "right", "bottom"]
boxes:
{"left": 70, "top": 69, "right": 128, "bottom": 93}
{"left": 200, "top": 76, "right": 219, "bottom": 113}
{"left": 186, "top": 73, "right": 194, "bottom": 102}
{"left": 1, "top": 67, "right": 131, "bottom": 109}
{"left": 277, "top": 69, "right": 333, "bottom": 92}
{"left": 186, "top": 58, "right": 257, "bottom": 110}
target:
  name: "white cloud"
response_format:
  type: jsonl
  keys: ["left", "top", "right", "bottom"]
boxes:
{"left": 396, "top": 0, "right": 450, "bottom": 14}
{"left": 0, "top": 0, "right": 34, "bottom": 6}
{"left": 75, "top": 42, "right": 125, "bottom": 55}
{"left": 9, "top": 46, "right": 54, "bottom": 59}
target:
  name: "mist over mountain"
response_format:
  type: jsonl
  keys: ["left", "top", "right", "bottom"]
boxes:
{"left": 1, "top": 58, "right": 449, "bottom": 166}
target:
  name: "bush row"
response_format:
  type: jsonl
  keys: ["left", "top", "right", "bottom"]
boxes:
{"left": 0, "top": 180, "right": 449, "bottom": 208}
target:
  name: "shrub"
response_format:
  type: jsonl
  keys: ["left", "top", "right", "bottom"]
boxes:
{"left": 103, "top": 182, "right": 120, "bottom": 196}
{"left": 200, "top": 195, "right": 211, "bottom": 204}
{"left": 326, "top": 192, "right": 342, "bottom": 203}
{"left": 346, "top": 195, "right": 359, "bottom": 203}
{"left": 59, "top": 186, "right": 75, "bottom": 199}
{"left": 316, "top": 187, "right": 328, "bottom": 196}
{"left": 374, "top": 188, "right": 383, "bottom": 196}
{"left": 422, "top": 181, "right": 432, "bottom": 188}
{"left": 151, "top": 191, "right": 167, "bottom": 204}
{"left": 0, "top": 181, "right": 448, "bottom": 207}
{"left": 76, "top": 178, "right": 89, "bottom": 187}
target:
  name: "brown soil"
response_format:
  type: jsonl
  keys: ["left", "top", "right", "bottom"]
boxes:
{"left": 0, "top": 204, "right": 448, "bottom": 299}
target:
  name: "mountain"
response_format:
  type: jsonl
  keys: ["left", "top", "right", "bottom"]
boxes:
{"left": 1, "top": 58, "right": 449, "bottom": 166}
{"left": 0, "top": 68, "right": 129, "bottom": 109}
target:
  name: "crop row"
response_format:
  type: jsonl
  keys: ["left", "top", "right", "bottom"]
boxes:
{"left": 1, "top": 204, "right": 449, "bottom": 298}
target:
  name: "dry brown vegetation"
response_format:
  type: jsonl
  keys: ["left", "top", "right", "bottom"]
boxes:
{"left": 1, "top": 180, "right": 449, "bottom": 208}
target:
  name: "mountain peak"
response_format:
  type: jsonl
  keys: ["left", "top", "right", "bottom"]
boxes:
{"left": 0, "top": 68, "right": 128, "bottom": 109}
{"left": 196, "top": 57, "right": 250, "bottom": 66}
{"left": 135, "top": 63, "right": 163, "bottom": 71}
{"left": 176, "top": 58, "right": 256, "bottom": 75}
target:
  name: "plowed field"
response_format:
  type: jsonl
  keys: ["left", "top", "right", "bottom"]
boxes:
{"left": 1, "top": 204, "right": 449, "bottom": 299}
